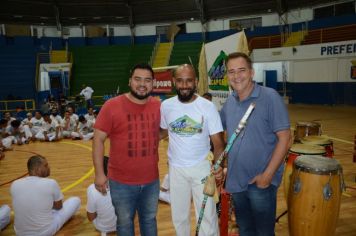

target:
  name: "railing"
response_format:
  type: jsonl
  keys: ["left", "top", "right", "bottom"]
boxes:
{"left": 0, "top": 99, "right": 36, "bottom": 112}
{"left": 149, "top": 35, "right": 160, "bottom": 66}
{"left": 165, "top": 36, "right": 175, "bottom": 66}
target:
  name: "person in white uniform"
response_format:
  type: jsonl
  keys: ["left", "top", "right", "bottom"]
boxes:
{"left": 10, "top": 155, "right": 81, "bottom": 236}
{"left": 71, "top": 115, "right": 94, "bottom": 141}
{"left": 35, "top": 113, "right": 61, "bottom": 141}
{"left": 29, "top": 111, "right": 45, "bottom": 139}
{"left": 0, "top": 204, "right": 11, "bottom": 231}
{"left": 86, "top": 156, "right": 116, "bottom": 233}
{"left": 80, "top": 85, "right": 94, "bottom": 109}
{"left": 61, "top": 111, "right": 77, "bottom": 139}
{"left": 160, "top": 64, "right": 225, "bottom": 236}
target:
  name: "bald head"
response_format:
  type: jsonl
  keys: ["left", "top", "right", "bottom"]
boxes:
{"left": 174, "top": 64, "right": 196, "bottom": 78}
{"left": 173, "top": 64, "right": 197, "bottom": 103}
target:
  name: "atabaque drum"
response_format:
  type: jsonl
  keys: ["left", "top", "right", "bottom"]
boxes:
{"left": 301, "top": 135, "right": 334, "bottom": 158}
{"left": 294, "top": 121, "right": 322, "bottom": 142}
{"left": 288, "top": 155, "right": 343, "bottom": 236}
{"left": 283, "top": 144, "right": 326, "bottom": 202}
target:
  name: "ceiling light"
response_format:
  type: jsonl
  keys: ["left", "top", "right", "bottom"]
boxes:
{"left": 13, "top": 15, "right": 23, "bottom": 18}
{"left": 69, "top": 17, "right": 77, "bottom": 20}
{"left": 93, "top": 16, "right": 101, "bottom": 20}
{"left": 40, "top": 17, "right": 48, "bottom": 20}
{"left": 115, "top": 16, "right": 124, "bottom": 19}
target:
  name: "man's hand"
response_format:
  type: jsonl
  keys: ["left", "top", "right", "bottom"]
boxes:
{"left": 95, "top": 173, "right": 108, "bottom": 195}
{"left": 249, "top": 173, "right": 272, "bottom": 189}
{"left": 212, "top": 166, "right": 224, "bottom": 187}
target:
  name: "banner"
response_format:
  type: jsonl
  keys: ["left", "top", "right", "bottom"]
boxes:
{"left": 153, "top": 70, "right": 173, "bottom": 93}
{"left": 208, "top": 51, "right": 228, "bottom": 90}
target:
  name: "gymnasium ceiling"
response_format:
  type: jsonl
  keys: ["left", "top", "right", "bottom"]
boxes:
{"left": 0, "top": 0, "right": 337, "bottom": 27}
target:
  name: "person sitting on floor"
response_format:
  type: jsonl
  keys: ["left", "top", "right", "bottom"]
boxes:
{"left": 0, "top": 204, "right": 11, "bottom": 231}
{"left": 7, "top": 120, "right": 30, "bottom": 145}
{"left": 35, "top": 113, "right": 61, "bottom": 142}
{"left": 61, "top": 111, "right": 77, "bottom": 139}
{"left": 71, "top": 115, "right": 94, "bottom": 141}
{"left": 10, "top": 155, "right": 81, "bottom": 236}
{"left": 84, "top": 107, "right": 95, "bottom": 123}
{"left": 86, "top": 156, "right": 117, "bottom": 234}
{"left": 29, "top": 111, "right": 45, "bottom": 140}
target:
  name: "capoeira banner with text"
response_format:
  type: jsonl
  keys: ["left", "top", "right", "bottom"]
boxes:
{"left": 153, "top": 70, "right": 173, "bottom": 93}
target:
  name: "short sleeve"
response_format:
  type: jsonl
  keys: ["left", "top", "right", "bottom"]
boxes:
{"left": 94, "top": 100, "right": 113, "bottom": 135}
{"left": 207, "top": 102, "right": 223, "bottom": 135}
{"left": 160, "top": 102, "right": 168, "bottom": 129}
{"left": 268, "top": 90, "right": 290, "bottom": 133}
{"left": 52, "top": 180, "right": 64, "bottom": 202}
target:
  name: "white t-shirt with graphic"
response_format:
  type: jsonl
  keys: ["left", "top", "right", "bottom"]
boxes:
{"left": 160, "top": 95, "right": 223, "bottom": 167}
{"left": 30, "top": 117, "right": 45, "bottom": 128}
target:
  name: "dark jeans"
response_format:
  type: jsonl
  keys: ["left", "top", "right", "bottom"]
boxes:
{"left": 109, "top": 179, "right": 159, "bottom": 236}
{"left": 86, "top": 99, "right": 93, "bottom": 109}
{"left": 231, "top": 184, "right": 277, "bottom": 236}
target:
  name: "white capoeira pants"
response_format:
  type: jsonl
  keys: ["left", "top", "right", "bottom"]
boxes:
{"left": 71, "top": 132, "right": 94, "bottom": 141}
{"left": 1, "top": 137, "right": 13, "bottom": 149}
{"left": 35, "top": 131, "right": 60, "bottom": 141}
{"left": 62, "top": 130, "right": 74, "bottom": 138}
{"left": 0, "top": 204, "right": 11, "bottom": 231}
{"left": 169, "top": 159, "right": 219, "bottom": 236}
{"left": 23, "top": 125, "right": 32, "bottom": 139}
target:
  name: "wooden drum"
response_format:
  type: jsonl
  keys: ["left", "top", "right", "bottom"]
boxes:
{"left": 288, "top": 155, "right": 343, "bottom": 236}
{"left": 294, "top": 121, "right": 322, "bottom": 142}
{"left": 283, "top": 144, "right": 326, "bottom": 202}
{"left": 301, "top": 135, "right": 334, "bottom": 157}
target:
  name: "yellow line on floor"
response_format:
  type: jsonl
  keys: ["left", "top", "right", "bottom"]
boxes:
{"left": 60, "top": 141, "right": 94, "bottom": 193}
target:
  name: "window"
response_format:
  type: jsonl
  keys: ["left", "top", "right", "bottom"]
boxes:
{"left": 230, "top": 17, "right": 262, "bottom": 30}
{"left": 314, "top": 1, "right": 355, "bottom": 19}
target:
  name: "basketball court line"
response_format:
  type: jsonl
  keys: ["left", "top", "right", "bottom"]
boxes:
{"left": 60, "top": 141, "right": 94, "bottom": 193}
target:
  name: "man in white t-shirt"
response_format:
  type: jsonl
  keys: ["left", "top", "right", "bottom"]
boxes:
{"left": 35, "top": 113, "right": 61, "bottom": 141}
{"left": 10, "top": 155, "right": 81, "bottom": 236}
{"left": 80, "top": 84, "right": 94, "bottom": 109}
{"left": 61, "top": 111, "right": 77, "bottom": 139}
{"left": 29, "top": 111, "right": 45, "bottom": 140}
{"left": 160, "top": 64, "right": 225, "bottom": 236}
{"left": 84, "top": 107, "right": 96, "bottom": 123}
{"left": 86, "top": 156, "right": 116, "bottom": 233}
{"left": 71, "top": 115, "right": 94, "bottom": 141}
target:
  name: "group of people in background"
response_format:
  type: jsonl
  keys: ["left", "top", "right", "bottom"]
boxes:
{"left": 1, "top": 52, "right": 291, "bottom": 236}
{"left": 0, "top": 106, "right": 98, "bottom": 153}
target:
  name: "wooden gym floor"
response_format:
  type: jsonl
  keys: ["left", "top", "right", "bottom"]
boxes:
{"left": 1, "top": 104, "right": 356, "bottom": 236}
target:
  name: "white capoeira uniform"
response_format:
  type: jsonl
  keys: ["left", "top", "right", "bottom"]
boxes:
{"left": 70, "top": 114, "right": 79, "bottom": 123}
{"left": 6, "top": 125, "right": 29, "bottom": 144}
{"left": 71, "top": 120, "right": 94, "bottom": 141}
{"left": 0, "top": 127, "right": 12, "bottom": 149}
{"left": 0, "top": 204, "right": 11, "bottom": 231}
{"left": 50, "top": 114, "right": 63, "bottom": 125}
{"left": 35, "top": 119, "right": 61, "bottom": 141}
{"left": 30, "top": 117, "right": 45, "bottom": 137}
{"left": 86, "top": 184, "right": 116, "bottom": 233}
{"left": 11, "top": 176, "right": 81, "bottom": 236}
{"left": 61, "top": 117, "right": 77, "bottom": 138}
{"left": 84, "top": 113, "right": 95, "bottom": 123}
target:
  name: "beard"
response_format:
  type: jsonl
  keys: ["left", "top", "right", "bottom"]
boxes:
{"left": 130, "top": 87, "right": 150, "bottom": 100}
{"left": 176, "top": 87, "right": 196, "bottom": 102}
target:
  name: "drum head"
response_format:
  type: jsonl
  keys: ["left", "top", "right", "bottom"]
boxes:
{"left": 294, "top": 155, "right": 341, "bottom": 174}
{"left": 301, "top": 135, "right": 331, "bottom": 145}
{"left": 290, "top": 144, "right": 325, "bottom": 155}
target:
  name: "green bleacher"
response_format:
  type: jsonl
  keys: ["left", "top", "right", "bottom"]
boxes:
{"left": 70, "top": 44, "right": 154, "bottom": 97}
{"left": 169, "top": 41, "right": 203, "bottom": 74}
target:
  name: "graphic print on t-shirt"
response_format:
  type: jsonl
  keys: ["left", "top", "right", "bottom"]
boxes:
{"left": 169, "top": 115, "right": 203, "bottom": 137}
{"left": 127, "top": 112, "right": 159, "bottom": 158}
